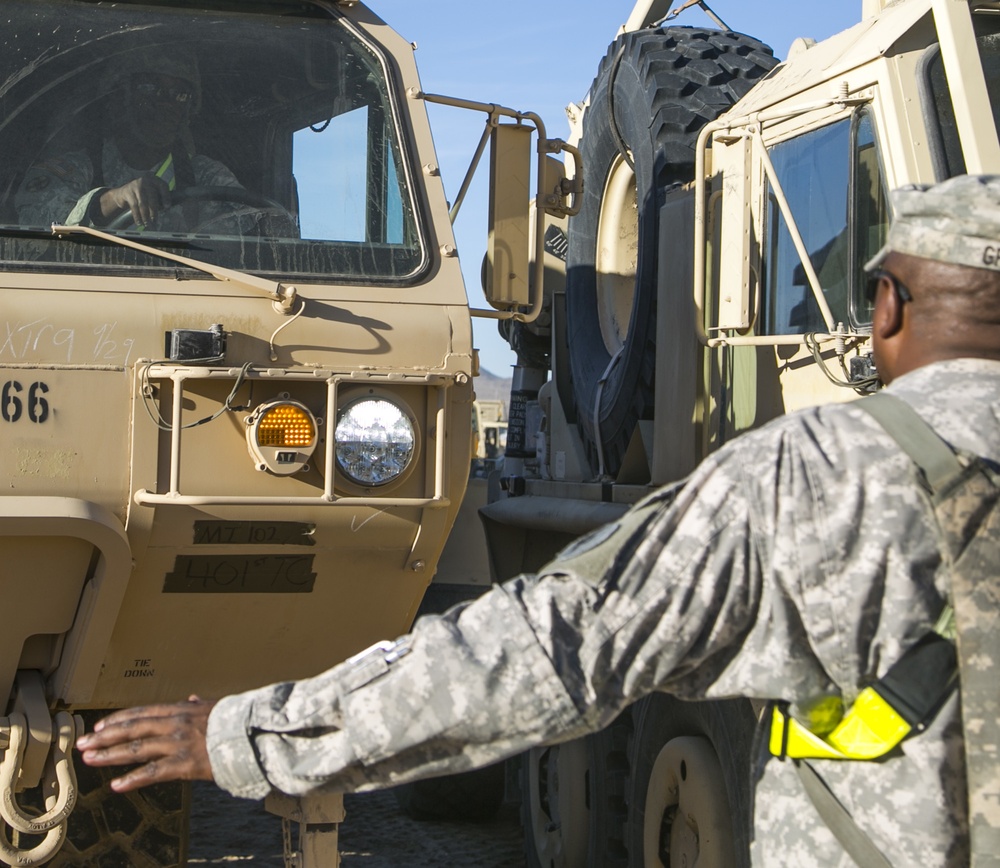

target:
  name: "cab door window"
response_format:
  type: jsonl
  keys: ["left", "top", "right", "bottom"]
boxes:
{"left": 920, "top": 10, "right": 1000, "bottom": 180}
{"left": 762, "top": 111, "right": 887, "bottom": 334}
{"left": 851, "top": 112, "right": 889, "bottom": 327}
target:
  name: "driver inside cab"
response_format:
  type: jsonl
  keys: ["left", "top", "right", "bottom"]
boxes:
{"left": 15, "top": 46, "right": 241, "bottom": 231}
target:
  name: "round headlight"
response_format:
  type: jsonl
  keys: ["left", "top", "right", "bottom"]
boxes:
{"left": 246, "top": 400, "right": 318, "bottom": 475}
{"left": 335, "top": 398, "right": 415, "bottom": 486}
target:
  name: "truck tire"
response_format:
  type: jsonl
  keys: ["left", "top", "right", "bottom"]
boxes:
{"left": 521, "top": 711, "right": 630, "bottom": 868}
{"left": 393, "top": 762, "right": 506, "bottom": 822}
{"left": 566, "top": 27, "right": 777, "bottom": 477}
{"left": 16, "top": 773, "right": 189, "bottom": 867}
{"left": 47, "top": 760, "right": 189, "bottom": 867}
{"left": 8, "top": 712, "right": 189, "bottom": 867}
{"left": 624, "top": 694, "right": 757, "bottom": 868}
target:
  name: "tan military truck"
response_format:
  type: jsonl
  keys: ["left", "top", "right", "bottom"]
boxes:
{"left": 0, "top": 0, "right": 574, "bottom": 864}
{"left": 480, "top": 0, "right": 1000, "bottom": 864}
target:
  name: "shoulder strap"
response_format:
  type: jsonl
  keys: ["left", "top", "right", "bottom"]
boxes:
{"left": 856, "top": 390, "right": 1000, "bottom": 868}
{"left": 854, "top": 392, "right": 963, "bottom": 492}
{"left": 795, "top": 761, "right": 894, "bottom": 868}
{"left": 87, "top": 138, "right": 104, "bottom": 189}
{"left": 172, "top": 144, "right": 196, "bottom": 189}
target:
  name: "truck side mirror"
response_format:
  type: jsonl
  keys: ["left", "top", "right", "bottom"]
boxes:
{"left": 713, "top": 132, "right": 754, "bottom": 332}
{"left": 484, "top": 123, "right": 532, "bottom": 310}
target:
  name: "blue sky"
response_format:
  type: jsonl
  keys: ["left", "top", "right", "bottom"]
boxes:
{"left": 374, "top": 1, "right": 864, "bottom": 375}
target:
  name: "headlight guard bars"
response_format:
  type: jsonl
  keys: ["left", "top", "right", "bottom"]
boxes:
{"left": 132, "top": 364, "right": 454, "bottom": 509}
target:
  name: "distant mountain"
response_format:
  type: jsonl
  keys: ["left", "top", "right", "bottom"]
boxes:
{"left": 475, "top": 369, "right": 513, "bottom": 406}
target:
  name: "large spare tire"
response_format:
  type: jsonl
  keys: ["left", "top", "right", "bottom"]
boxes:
{"left": 566, "top": 27, "right": 778, "bottom": 477}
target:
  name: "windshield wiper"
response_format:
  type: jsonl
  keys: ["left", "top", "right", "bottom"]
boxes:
{"left": 0, "top": 224, "right": 73, "bottom": 240}
{"left": 0, "top": 223, "right": 196, "bottom": 248}
{"left": 51, "top": 223, "right": 299, "bottom": 313}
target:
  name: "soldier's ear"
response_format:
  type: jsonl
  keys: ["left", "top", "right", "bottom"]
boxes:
{"left": 872, "top": 275, "right": 904, "bottom": 339}
{"left": 869, "top": 274, "right": 907, "bottom": 384}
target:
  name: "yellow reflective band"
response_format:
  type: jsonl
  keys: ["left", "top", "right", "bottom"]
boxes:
{"left": 770, "top": 707, "right": 848, "bottom": 760}
{"left": 826, "top": 688, "right": 912, "bottom": 759}
{"left": 155, "top": 153, "right": 176, "bottom": 191}
{"left": 770, "top": 688, "right": 913, "bottom": 761}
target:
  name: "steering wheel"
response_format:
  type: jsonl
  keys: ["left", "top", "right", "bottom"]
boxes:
{"left": 106, "top": 185, "right": 294, "bottom": 233}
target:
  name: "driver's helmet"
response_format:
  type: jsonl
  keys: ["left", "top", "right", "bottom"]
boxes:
{"left": 101, "top": 43, "right": 203, "bottom": 114}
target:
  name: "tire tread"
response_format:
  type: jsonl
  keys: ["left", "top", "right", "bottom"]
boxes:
{"left": 566, "top": 27, "right": 777, "bottom": 477}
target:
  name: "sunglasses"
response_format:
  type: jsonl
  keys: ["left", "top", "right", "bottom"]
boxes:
{"left": 865, "top": 269, "right": 913, "bottom": 305}
{"left": 132, "top": 78, "right": 194, "bottom": 105}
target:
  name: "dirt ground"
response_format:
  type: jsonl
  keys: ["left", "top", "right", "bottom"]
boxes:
{"left": 187, "top": 782, "right": 525, "bottom": 867}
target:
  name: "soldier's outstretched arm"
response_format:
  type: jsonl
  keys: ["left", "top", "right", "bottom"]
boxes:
{"left": 78, "top": 449, "right": 760, "bottom": 799}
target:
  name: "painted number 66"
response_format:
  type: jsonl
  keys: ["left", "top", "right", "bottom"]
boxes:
{"left": 2, "top": 380, "right": 50, "bottom": 423}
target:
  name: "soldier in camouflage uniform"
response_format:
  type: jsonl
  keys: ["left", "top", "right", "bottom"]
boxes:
{"left": 14, "top": 47, "right": 241, "bottom": 231}
{"left": 77, "top": 175, "right": 1000, "bottom": 867}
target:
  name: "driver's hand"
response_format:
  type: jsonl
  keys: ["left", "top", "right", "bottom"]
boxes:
{"left": 98, "top": 174, "right": 171, "bottom": 228}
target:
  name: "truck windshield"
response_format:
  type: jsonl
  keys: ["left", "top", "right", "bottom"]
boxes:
{"left": 0, "top": 0, "right": 425, "bottom": 284}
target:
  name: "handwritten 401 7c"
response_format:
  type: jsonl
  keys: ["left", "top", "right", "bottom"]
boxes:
{"left": 163, "top": 554, "right": 317, "bottom": 593}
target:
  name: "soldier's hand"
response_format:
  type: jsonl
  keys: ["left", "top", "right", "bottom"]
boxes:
{"left": 76, "top": 695, "right": 216, "bottom": 792}
{"left": 99, "top": 174, "right": 171, "bottom": 227}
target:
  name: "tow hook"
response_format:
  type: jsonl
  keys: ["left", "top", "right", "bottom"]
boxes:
{"left": 0, "top": 673, "right": 83, "bottom": 866}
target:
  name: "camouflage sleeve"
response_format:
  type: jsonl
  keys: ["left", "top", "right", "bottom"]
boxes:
{"left": 205, "top": 449, "right": 762, "bottom": 800}
{"left": 14, "top": 151, "right": 99, "bottom": 226}
{"left": 206, "top": 582, "right": 588, "bottom": 798}
{"left": 192, "top": 154, "right": 241, "bottom": 188}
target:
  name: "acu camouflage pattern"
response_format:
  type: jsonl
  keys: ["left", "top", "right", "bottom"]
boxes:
{"left": 937, "top": 435, "right": 1000, "bottom": 865}
{"left": 857, "top": 392, "right": 1000, "bottom": 866}
{"left": 14, "top": 140, "right": 240, "bottom": 230}
{"left": 207, "top": 358, "right": 1000, "bottom": 867}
